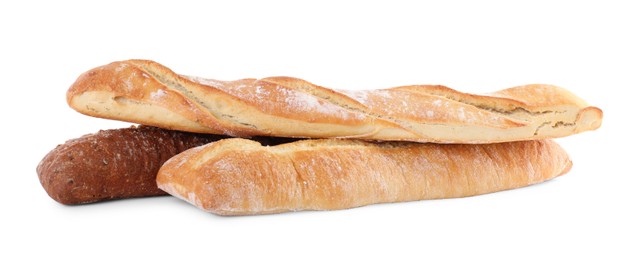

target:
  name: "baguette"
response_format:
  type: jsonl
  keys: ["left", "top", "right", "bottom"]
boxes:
{"left": 66, "top": 60, "right": 602, "bottom": 143}
{"left": 157, "top": 138, "right": 572, "bottom": 215}
{"left": 37, "top": 126, "right": 294, "bottom": 205}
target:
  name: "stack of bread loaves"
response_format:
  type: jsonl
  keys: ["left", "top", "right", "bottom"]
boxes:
{"left": 37, "top": 60, "right": 603, "bottom": 215}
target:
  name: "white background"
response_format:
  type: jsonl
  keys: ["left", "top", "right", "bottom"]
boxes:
{"left": 2, "top": 0, "right": 633, "bottom": 259}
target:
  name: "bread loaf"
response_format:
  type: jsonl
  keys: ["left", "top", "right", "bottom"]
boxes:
{"left": 66, "top": 60, "right": 602, "bottom": 143}
{"left": 157, "top": 138, "right": 571, "bottom": 215}
{"left": 36, "top": 126, "right": 223, "bottom": 204}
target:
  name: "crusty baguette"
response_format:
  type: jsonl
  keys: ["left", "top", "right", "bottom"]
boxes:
{"left": 66, "top": 60, "right": 602, "bottom": 143}
{"left": 157, "top": 138, "right": 572, "bottom": 216}
{"left": 37, "top": 126, "right": 295, "bottom": 205}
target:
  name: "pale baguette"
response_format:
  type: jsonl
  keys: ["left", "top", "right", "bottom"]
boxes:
{"left": 157, "top": 138, "right": 571, "bottom": 215}
{"left": 67, "top": 60, "right": 602, "bottom": 143}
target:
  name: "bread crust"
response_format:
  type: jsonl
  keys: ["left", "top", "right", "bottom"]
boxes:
{"left": 157, "top": 138, "right": 572, "bottom": 215}
{"left": 67, "top": 60, "right": 602, "bottom": 143}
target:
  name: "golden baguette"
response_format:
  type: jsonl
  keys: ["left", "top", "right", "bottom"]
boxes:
{"left": 156, "top": 138, "right": 571, "bottom": 216}
{"left": 67, "top": 60, "right": 602, "bottom": 143}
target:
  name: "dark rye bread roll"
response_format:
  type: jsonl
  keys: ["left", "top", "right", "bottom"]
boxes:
{"left": 36, "top": 126, "right": 223, "bottom": 204}
{"left": 37, "top": 126, "right": 295, "bottom": 205}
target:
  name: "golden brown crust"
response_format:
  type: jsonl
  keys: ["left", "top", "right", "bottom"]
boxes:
{"left": 67, "top": 60, "right": 602, "bottom": 143}
{"left": 157, "top": 138, "right": 572, "bottom": 215}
